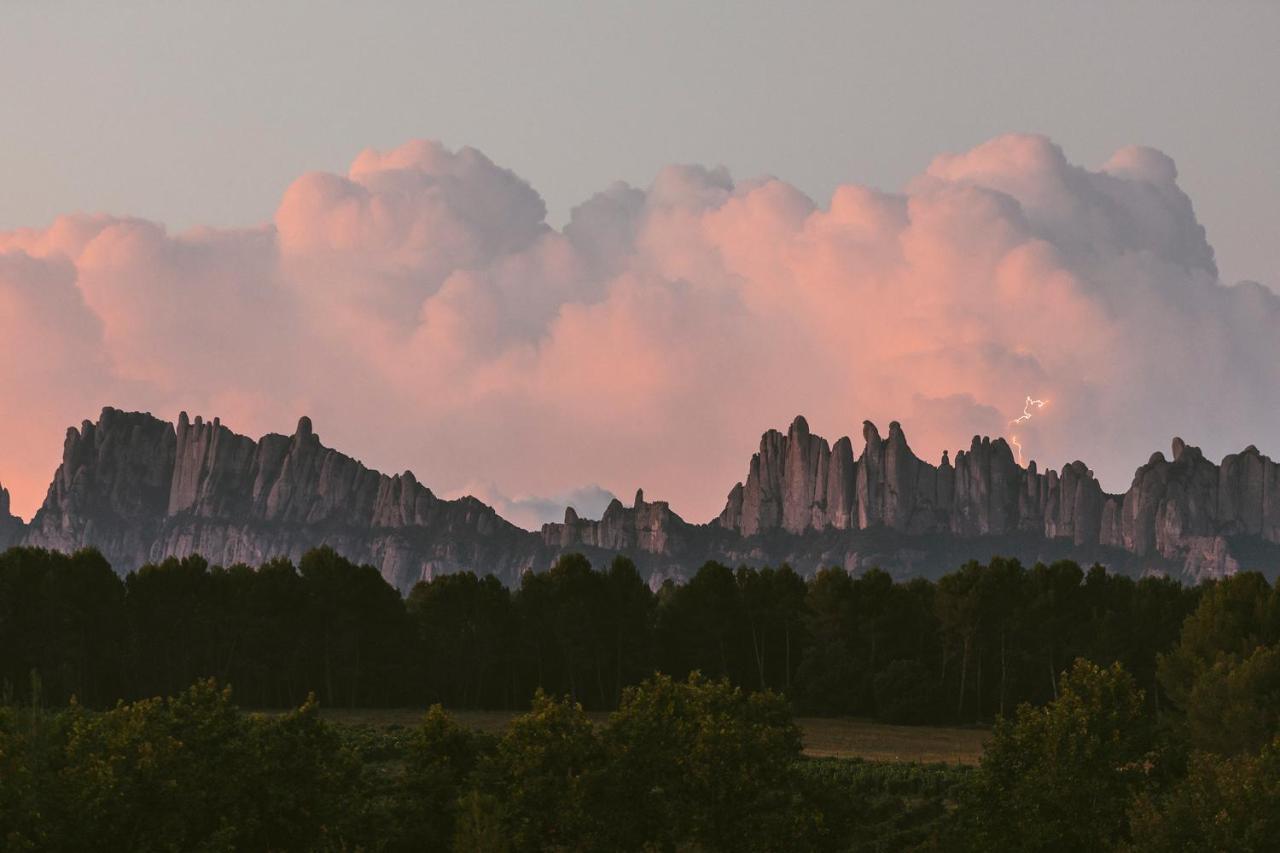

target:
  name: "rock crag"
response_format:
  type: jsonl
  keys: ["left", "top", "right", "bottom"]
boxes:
{"left": 0, "top": 481, "right": 21, "bottom": 550}
{"left": 710, "top": 416, "right": 1280, "bottom": 582}
{"left": 20, "top": 408, "right": 545, "bottom": 590}
{"left": 5, "top": 409, "right": 1279, "bottom": 589}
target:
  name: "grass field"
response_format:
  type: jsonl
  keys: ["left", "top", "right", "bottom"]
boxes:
{"left": 317, "top": 708, "right": 989, "bottom": 765}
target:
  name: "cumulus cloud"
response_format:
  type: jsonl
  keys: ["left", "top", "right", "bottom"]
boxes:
{"left": 446, "top": 482, "right": 618, "bottom": 531}
{"left": 1, "top": 134, "right": 1276, "bottom": 524}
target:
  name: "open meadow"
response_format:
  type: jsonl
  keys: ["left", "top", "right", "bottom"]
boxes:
{"left": 317, "top": 708, "right": 989, "bottom": 765}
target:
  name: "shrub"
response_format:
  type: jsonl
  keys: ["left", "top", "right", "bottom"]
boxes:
{"left": 400, "top": 705, "right": 494, "bottom": 848}
{"left": 596, "top": 672, "right": 814, "bottom": 852}
{"left": 1127, "top": 737, "right": 1280, "bottom": 853}
{"left": 953, "top": 659, "right": 1153, "bottom": 852}
{"left": 475, "top": 691, "right": 603, "bottom": 851}
{"left": 7, "top": 681, "right": 361, "bottom": 851}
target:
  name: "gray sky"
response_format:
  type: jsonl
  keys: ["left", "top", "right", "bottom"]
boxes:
{"left": 1, "top": 0, "right": 1275, "bottom": 287}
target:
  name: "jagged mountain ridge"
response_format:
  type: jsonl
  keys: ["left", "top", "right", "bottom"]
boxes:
{"left": 7, "top": 408, "right": 541, "bottom": 591}
{"left": 1, "top": 408, "right": 1277, "bottom": 591}
{"left": 707, "top": 417, "right": 1280, "bottom": 578}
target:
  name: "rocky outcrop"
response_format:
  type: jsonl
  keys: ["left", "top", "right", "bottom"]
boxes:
{"left": 21, "top": 408, "right": 545, "bottom": 590}
{"left": 714, "top": 418, "right": 1280, "bottom": 581}
{"left": 0, "top": 481, "right": 21, "bottom": 550}
{"left": 4, "top": 409, "right": 1279, "bottom": 588}
{"left": 23, "top": 409, "right": 178, "bottom": 564}
{"left": 1109, "top": 438, "right": 1280, "bottom": 581}
{"left": 541, "top": 489, "right": 696, "bottom": 555}
{"left": 714, "top": 416, "right": 1118, "bottom": 543}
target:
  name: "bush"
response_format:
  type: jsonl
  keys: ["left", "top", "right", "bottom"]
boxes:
{"left": 597, "top": 672, "right": 814, "bottom": 852}
{"left": 2, "top": 680, "right": 362, "bottom": 851}
{"left": 1183, "top": 644, "right": 1280, "bottom": 756}
{"left": 400, "top": 705, "right": 494, "bottom": 849}
{"left": 795, "top": 758, "right": 971, "bottom": 852}
{"left": 953, "top": 659, "right": 1153, "bottom": 852}
{"left": 475, "top": 690, "right": 604, "bottom": 851}
{"left": 1127, "top": 737, "right": 1280, "bottom": 853}
{"left": 0, "top": 703, "right": 59, "bottom": 851}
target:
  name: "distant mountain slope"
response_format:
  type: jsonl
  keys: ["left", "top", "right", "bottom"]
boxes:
{"left": 2, "top": 409, "right": 1277, "bottom": 590}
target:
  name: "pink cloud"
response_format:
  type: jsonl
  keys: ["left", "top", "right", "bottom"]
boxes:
{"left": 0, "top": 136, "right": 1276, "bottom": 528}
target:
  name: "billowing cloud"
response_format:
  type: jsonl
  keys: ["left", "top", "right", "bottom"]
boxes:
{"left": 1, "top": 134, "right": 1276, "bottom": 527}
{"left": 446, "top": 482, "right": 618, "bottom": 531}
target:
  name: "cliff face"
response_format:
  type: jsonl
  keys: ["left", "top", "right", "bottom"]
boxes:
{"left": 715, "top": 416, "right": 1109, "bottom": 541}
{"left": 21, "top": 408, "right": 546, "bottom": 590}
{"left": 0, "top": 481, "right": 21, "bottom": 550}
{"left": 713, "top": 417, "right": 1280, "bottom": 582}
{"left": 1113, "top": 440, "right": 1280, "bottom": 580}
{"left": 541, "top": 489, "right": 696, "bottom": 555}
{"left": 6, "top": 409, "right": 1279, "bottom": 589}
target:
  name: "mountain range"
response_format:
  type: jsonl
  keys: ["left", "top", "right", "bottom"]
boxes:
{"left": 1, "top": 408, "right": 1277, "bottom": 591}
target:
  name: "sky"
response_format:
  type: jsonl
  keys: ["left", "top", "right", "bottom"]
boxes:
{"left": 1, "top": 1, "right": 1277, "bottom": 527}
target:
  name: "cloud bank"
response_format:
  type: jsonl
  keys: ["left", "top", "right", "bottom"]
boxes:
{"left": 447, "top": 482, "right": 618, "bottom": 533}
{"left": 2, "top": 135, "right": 1277, "bottom": 526}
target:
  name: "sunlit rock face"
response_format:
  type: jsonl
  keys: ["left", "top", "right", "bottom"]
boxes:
{"left": 709, "top": 418, "right": 1280, "bottom": 581}
{"left": 11, "top": 409, "right": 1280, "bottom": 591}
{"left": 21, "top": 408, "right": 544, "bottom": 591}
{"left": 541, "top": 489, "right": 694, "bottom": 556}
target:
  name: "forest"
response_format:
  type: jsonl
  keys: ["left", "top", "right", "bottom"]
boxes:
{"left": 3, "top": 546, "right": 1280, "bottom": 850}
{"left": 0, "top": 545, "right": 1205, "bottom": 719}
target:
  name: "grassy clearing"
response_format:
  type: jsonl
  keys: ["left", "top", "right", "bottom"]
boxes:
{"left": 796, "top": 716, "right": 987, "bottom": 765}
{"left": 317, "top": 708, "right": 988, "bottom": 765}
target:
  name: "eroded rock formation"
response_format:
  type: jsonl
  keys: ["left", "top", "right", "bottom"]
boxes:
{"left": 541, "top": 489, "right": 697, "bottom": 555}
{"left": 20, "top": 408, "right": 543, "bottom": 590}
{"left": 4, "top": 409, "right": 1278, "bottom": 588}
{"left": 0, "top": 481, "right": 21, "bottom": 550}
{"left": 712, "top": 417, "right": 1279, "bottom": 581}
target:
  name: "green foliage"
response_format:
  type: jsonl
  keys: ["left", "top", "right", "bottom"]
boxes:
{"left": 597, "top": 673, "right": 811, "bottom": 852}
{"left": 795, "top": 758, "right": 972, "bottom": 853}
{"left": 1127, "top": 737, "right": 1280, "bottom": 853}
{"left": 400, "top": 704, "right": 495, "bottom": 848}
{"left": 0, "top": 680, "right": 361, "bottom": 851}
{"left": 0, "top": 547, "right": 126, "bottom": 707}
{"left": 0, "top": 545, "right": 1209, "bottom": 727}
{"left": 955, "top": 659, "right": 1153, "bottom": 852}
{"left": 300, "top": 546, "right": 416, "bottom": 708}
{"left": 10, "top": 545, "right": 1280, "bottom": 851}
{"left": 656, "top": 561, "right": 744, "bottom": 683}
{"left": 408, "top": 571, "right": 514, "bottom": 708}
{"left": 510, "top": 554, "right": 657, "bottom": 710}
{"left": 451, "top": 789, "right": 510, "bottom": 853}
{"left": 478, "top": 690, "right": 604, "bottom": 851}
{"left": 1157, "top": 571, "right": 1280, "bottom": 755}
{"left": 449, "top": 674, "right": 821, "bottom": 852}
{"left": 1183, "top": 643, "right": 1280, "bottom": 755}
{"left": 873, "top": 659, "right": 941, "bottom": 724}
{"left": 0, "top": 702, "right": 58, "bottom": 851}
{"left": 797, "top": 567, "right": 859, "bottom": 713}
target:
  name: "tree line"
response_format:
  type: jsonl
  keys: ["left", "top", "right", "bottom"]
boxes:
{"left": 2, "top": 673, "right": 964, "bottom": 852}
{"left": 4, "top": 606, "right": 1279, "bottom": 851}
{"left": 3, "top": 544, "right": 1280, "bottom": 851}
{"left": 961, "top": 562, "right": 1280, "bottom": 851}
{"left": 0, "top": 545, "right": 1207, "bottom": 720}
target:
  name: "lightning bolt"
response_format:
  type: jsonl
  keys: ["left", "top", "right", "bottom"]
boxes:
{"left": 1008, "top": 396, "right": 1047, "bottom": 465}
